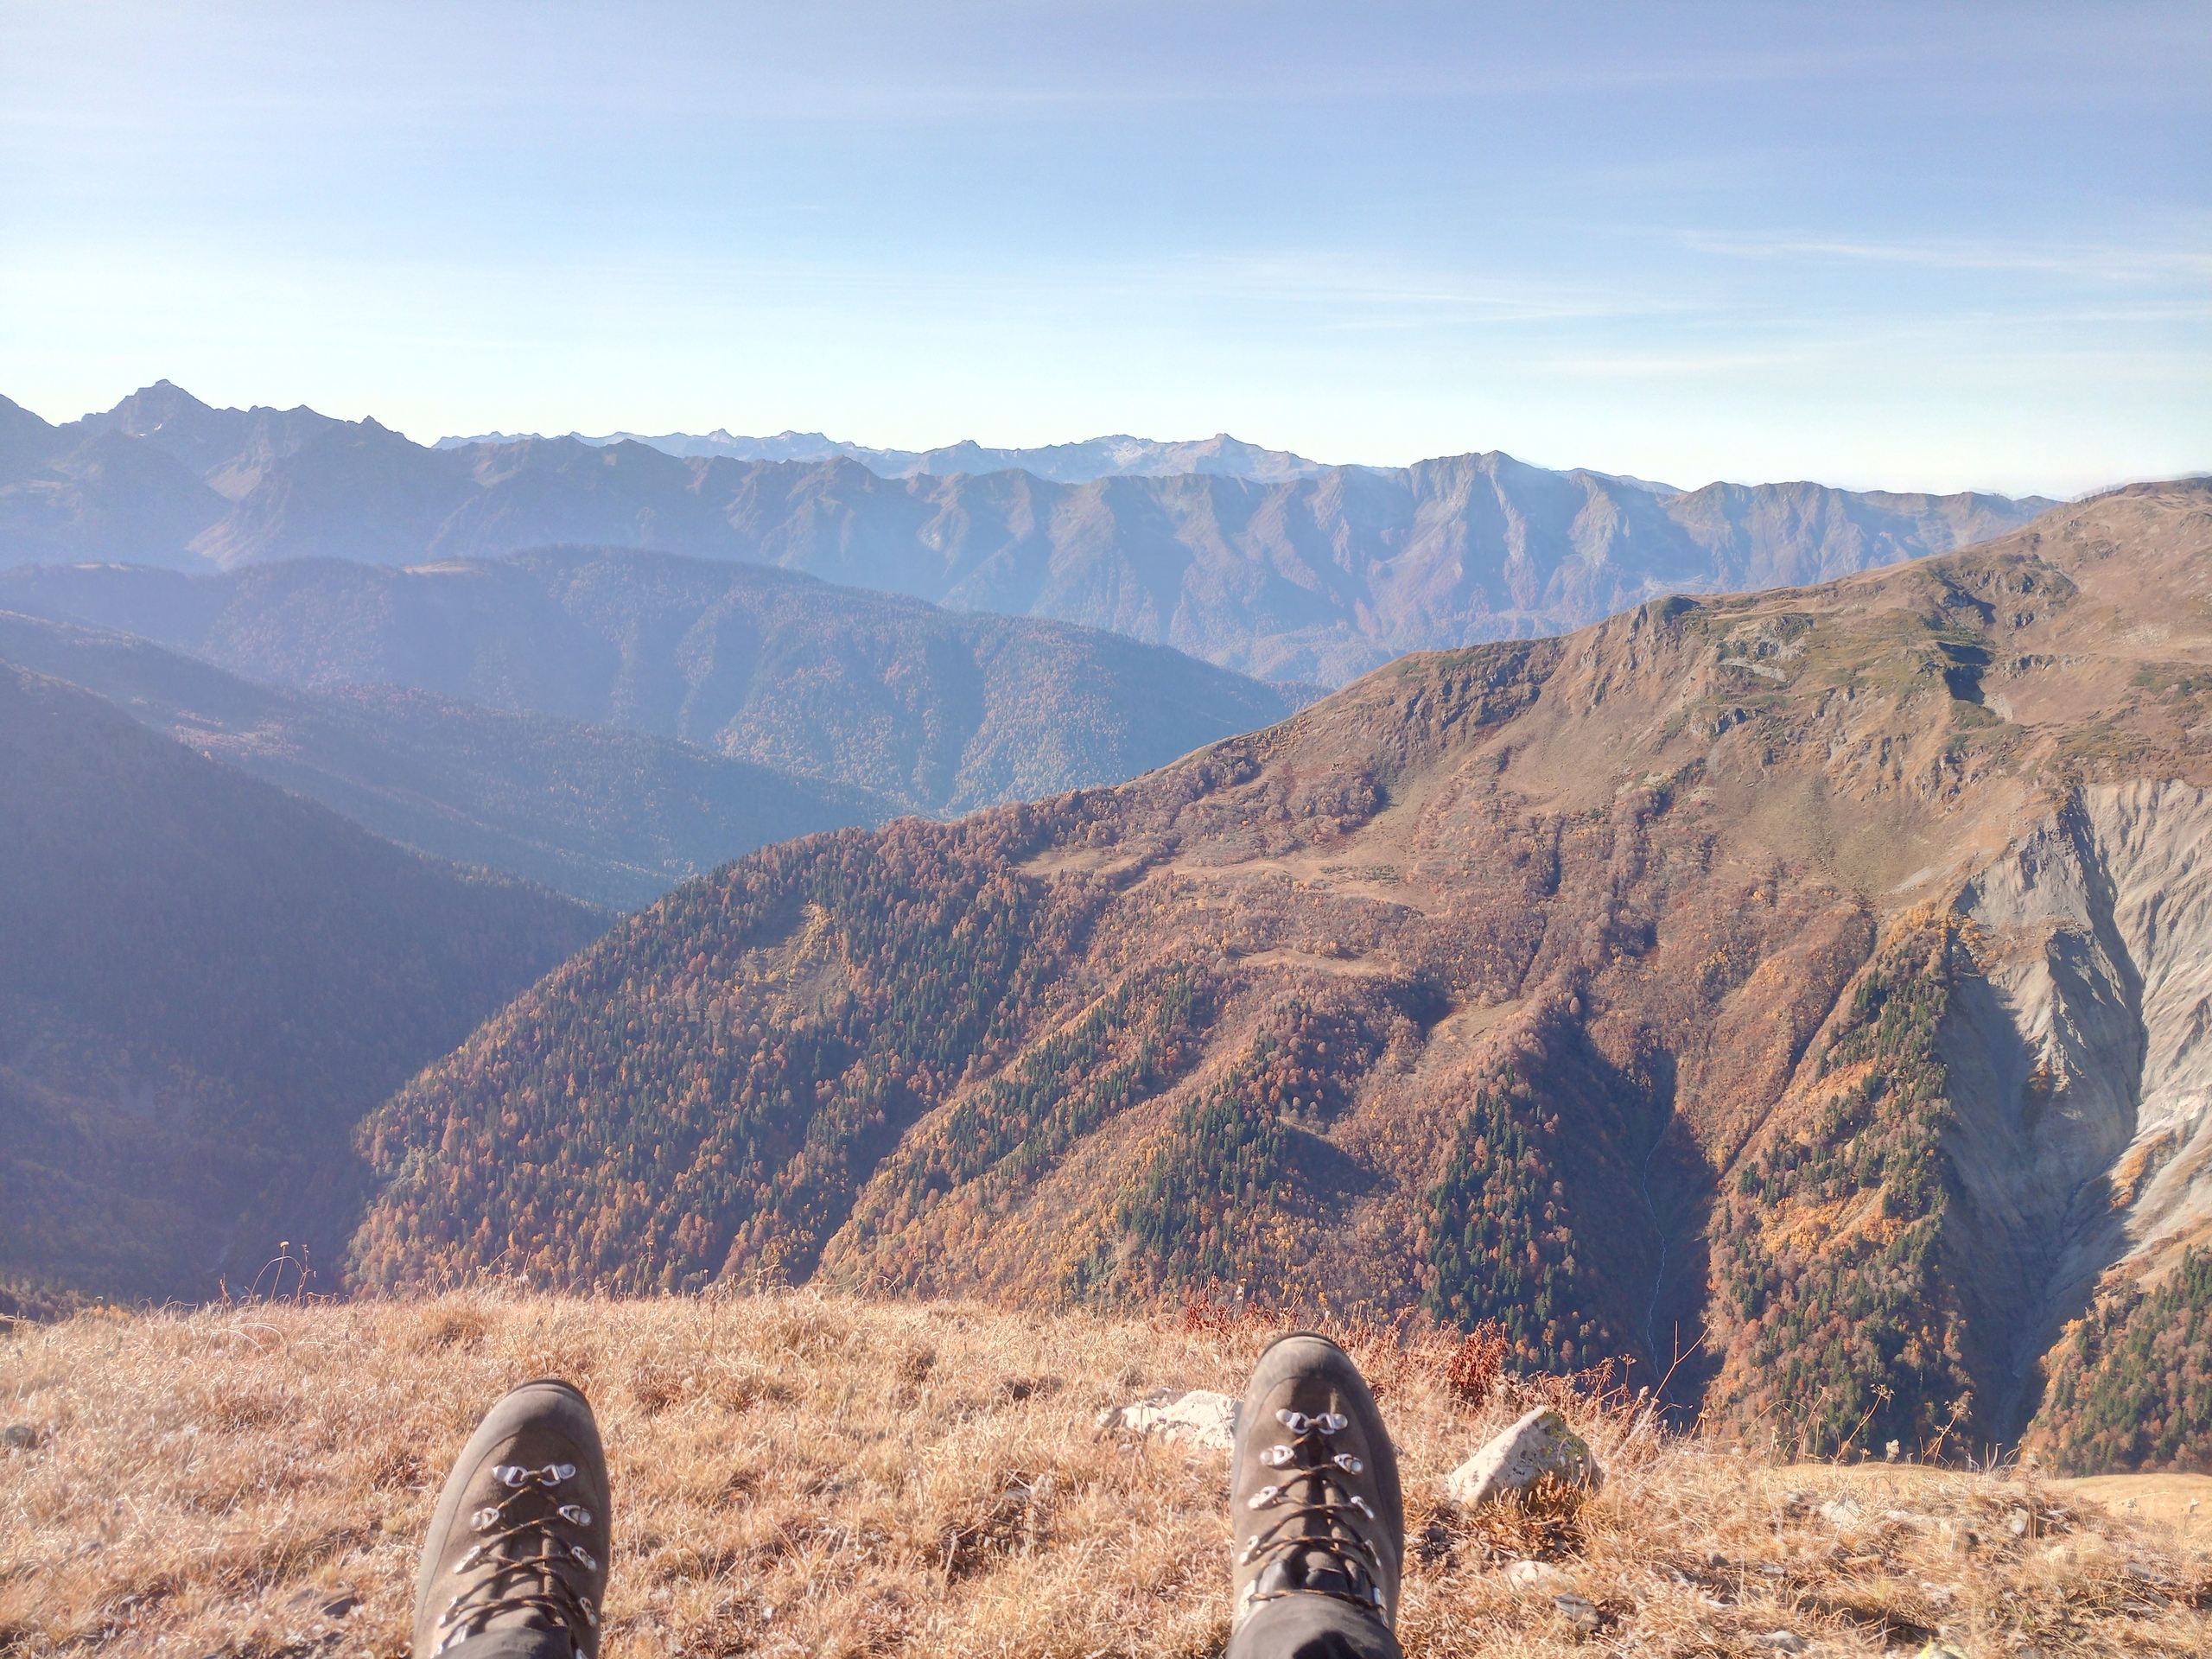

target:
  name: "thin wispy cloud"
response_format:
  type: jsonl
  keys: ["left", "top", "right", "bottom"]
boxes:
{"left": 2, "top": 2, "right": 2203, "bottom": 495}
{"left": 1683, "top": 232, "right": 2212, "bottom": 283}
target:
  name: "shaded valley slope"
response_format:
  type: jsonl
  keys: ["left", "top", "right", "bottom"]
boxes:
{"left": 352, "top": 481, "right": 2212, "bottom": 1471}
{"left": 0, "top": 666, "right": 607, "bottom": 1300}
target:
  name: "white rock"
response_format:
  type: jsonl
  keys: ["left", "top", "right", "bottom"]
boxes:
{"left": 1446, "top": 1407, "right": 1603, "bottom": 1508}
{"left": 1113, "top": 1389, "right": 1239, "bottom": 1452}
{"left": 1502, "top": 1558, "right": 1563, "bottom": 1589}
{"left": 1752, "top": 1634, "right": 1808, "bottom": 1654}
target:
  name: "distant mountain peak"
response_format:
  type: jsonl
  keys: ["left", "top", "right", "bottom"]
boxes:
{"left": 429, "top": 423, "right": 1332, "bottom": 483}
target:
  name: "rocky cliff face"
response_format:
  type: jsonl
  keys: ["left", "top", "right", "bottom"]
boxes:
{"left": 1941, "top": 783, "right": 2212, "bottom": 1434}
{"left": 349, "top": 480, "right": 2212, "bottom": 1465}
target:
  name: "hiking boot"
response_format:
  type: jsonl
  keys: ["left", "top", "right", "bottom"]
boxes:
{"left": 1230, "top": 1332, "right": 1403, "bottom": 1636}
{"left": 411, "top": 1378, "right": 612, "bottom": 1658}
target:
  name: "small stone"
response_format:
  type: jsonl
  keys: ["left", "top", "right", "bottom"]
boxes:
{"left": 0, "top": 1425, "right": 40, "bottom": 1452}
{"left": 321, "top": 1594, "right": 358, "bottom": 1619}
{"left": 1445, "top": 1407, "right": 1602, "bottom": 1507}
{"left": 2007, "top": 1508, "right": 2029, "bottom": 1536}
{"left": 1552, "top": 1592, "right": 1599, "bottom": 1633}
{"left": 1752, "top": 1633, "right": 1808, "bottom": 1654}
{"left": 1818, "top": 1496, "right": 1864, "bottom": 1529}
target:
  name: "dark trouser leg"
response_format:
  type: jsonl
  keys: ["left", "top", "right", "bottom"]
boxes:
{"left": 1224, "top": 1594, "right": 1404, "bottom": 1659}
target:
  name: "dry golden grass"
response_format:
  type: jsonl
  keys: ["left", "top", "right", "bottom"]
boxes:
{"left": 2, "top": 1294, "right": 2204, "bottom": 1657}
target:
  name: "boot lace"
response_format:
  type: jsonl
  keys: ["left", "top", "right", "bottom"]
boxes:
{"left": 434, "top": 1461, "right": 601, "bottom": 1655}
{"left": 1239, "top": 1408, "right": 1387, "bottom": 1614}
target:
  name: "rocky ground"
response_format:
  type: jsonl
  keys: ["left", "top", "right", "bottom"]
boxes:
{"left": 2, "top": 1293, "right": 2204, "bottom": 1656}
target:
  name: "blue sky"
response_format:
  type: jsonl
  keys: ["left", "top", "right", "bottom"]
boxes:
{"left": 3, "top": 2, "right": 2205, "bottom": 494}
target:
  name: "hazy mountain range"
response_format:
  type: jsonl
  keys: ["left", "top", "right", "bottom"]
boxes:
{"left": 349, "top": 481, "right": 2212, "bottom": 1471}
{"left": 1, "top": 383, "right": 2058, "bottom": 683}
{"left": 0, "top": 546, "right": 1315, "bottom": 817}
{"left": 435, "top": 425, "right": 1333, "bottom": 483}
{"left": 0, "top": 662, "right": 605, "bottom": 1301}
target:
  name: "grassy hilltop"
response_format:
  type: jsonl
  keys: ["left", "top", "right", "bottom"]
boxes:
{"left": 2, "top": 1294, "right": 2205, "bottom": 1657}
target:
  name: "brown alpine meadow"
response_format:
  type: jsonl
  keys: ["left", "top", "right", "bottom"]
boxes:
{"left": 3, "top": 1292, "right": 2206, "bottom": 1657}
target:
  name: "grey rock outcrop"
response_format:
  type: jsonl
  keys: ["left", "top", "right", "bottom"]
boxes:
{"left": 1941, "top": 780, "right": 2212, "bottom": 1436}
{"left": 1445, "top": 1407, "right": 1603, "bottom": 1508}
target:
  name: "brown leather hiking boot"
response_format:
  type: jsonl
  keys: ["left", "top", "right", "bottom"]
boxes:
{"left": 411, "top": 1378, "right": 611, "bottom": 1658}
{"left": 1230, "top": 1332, "right": 1403, "bottom": 1637}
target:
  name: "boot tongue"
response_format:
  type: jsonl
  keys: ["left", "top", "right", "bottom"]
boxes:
{"left": 1286, "top": 1541, "right": 1360, "bottom": 1598}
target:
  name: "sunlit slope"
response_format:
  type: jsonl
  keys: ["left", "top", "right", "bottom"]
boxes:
{"left": 353, "top": 481, "right": 2212, "bottom": 1468}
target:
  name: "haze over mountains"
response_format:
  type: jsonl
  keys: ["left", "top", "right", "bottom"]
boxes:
{"left": 0, "top": 549, "right": 1313, "bottom": 817}
{"left": 1, "top": 383, "right": 2056, "bottom": 683}
{"left": 350, "top": 481, "right": 2212, "bottom": 1471}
